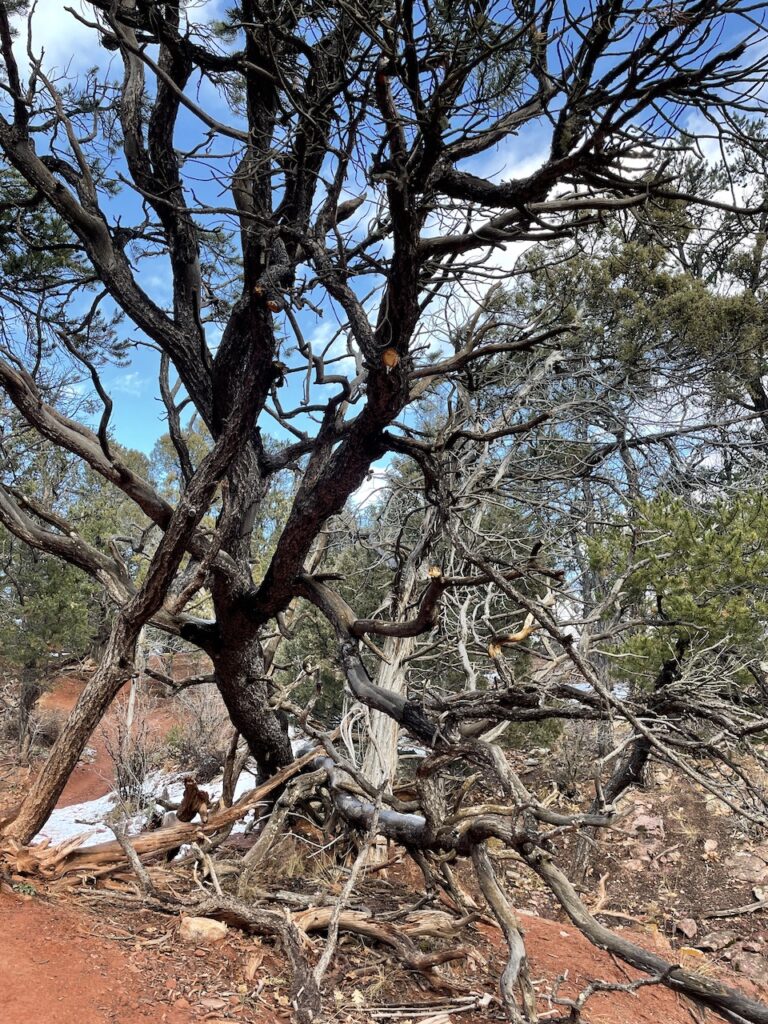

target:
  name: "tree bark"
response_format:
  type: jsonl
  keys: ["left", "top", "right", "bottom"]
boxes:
{"left": 212, "top": 631, "right": 293, "bottom": 779}
{"left": 4, "top": 616, "right": 139, "bottom": 843}
{"left": 362, "top": 509, "right": 438, "bottom": 789}
{"left": 362, "top": 634, "right": 416, "bottom": 789}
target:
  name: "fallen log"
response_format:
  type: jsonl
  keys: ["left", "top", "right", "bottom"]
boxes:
{"left": 291, "top": 906, "right": 470, "bottom": 976}
{"left": 0, "top": 742, "right": 330, "bottom": 879}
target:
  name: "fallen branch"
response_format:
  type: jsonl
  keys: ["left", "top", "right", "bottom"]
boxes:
{"left": 292, "top": 906, "right": 470, "bottom": 978}
{"left": 703, "top": 898, "right": 768, "bottom": 920}
{"left": 2, "top": 741, "right": 333, "bottom": 879}
{"left": 237, "top": 769, "right": 325, "bottom": 896}
{"left": 108, "top": 823, "right": 174, "bottom": 903}
{"left": 313, "top": 794, "right": 381, "bottom": 987}
{"left": 192, "top": 894, "right": 321, "bottom": 1024}
{"left": 472, "top": 844, "right": 537, "bottom": 1023}
{"left": 521, "top": 846, "right": 768, "bottom": 1024}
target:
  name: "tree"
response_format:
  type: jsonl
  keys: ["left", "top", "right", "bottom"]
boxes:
{"left": 3, "top": 3, "right": 768, "bottom": 1019}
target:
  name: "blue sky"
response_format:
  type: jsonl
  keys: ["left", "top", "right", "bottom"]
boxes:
{"left": 7, "top": 1, "right": 761, "bottom": 462}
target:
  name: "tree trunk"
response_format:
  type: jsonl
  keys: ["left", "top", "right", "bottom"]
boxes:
{"left": 3, "top": 617, "right": 140, "bottom": 844}
{"left": 212, "top": 629, "right": 293, "bottom": 779}
{"left": 360, "top": 509, "right": 438, "bottom": 790}
{"left": 362, "top": 634, "right": 415, "bottom": 789}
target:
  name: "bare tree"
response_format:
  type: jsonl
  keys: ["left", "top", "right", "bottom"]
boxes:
{"left": 3, "top": 3, "right": 768, "bottom": 1018}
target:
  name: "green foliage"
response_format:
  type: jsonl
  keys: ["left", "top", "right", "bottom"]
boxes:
{"left": 0, "top": 166, "right": 127, "bottom": 363}
{"left": 0, "top": 539, "right": 97, "bottom": 668}
{"left": 589, "top": 491, "right": 768, "bottom": 685}
{"left": 0, "top": 427, "right": 150, "bottom": 668}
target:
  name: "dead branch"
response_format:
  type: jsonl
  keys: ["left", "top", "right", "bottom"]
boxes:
{"left": 2, "top": 743, "right": 331, "bottom": 879}
{"left": 472, "top": 844, "right": 537, "bottom": 1023}
{"left": 192, "top": 895, "right": 321, "bottom": 1024}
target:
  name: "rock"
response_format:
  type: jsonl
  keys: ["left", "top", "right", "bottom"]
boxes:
{"left": 624, "top": 858, "right": 648, "bottom": 873}
{"left": 725, "top": 853, "right": 768, "bottom": 885}
{"left": 742, "top": 940, "right": 764, "bottom": 953}
{"left": 731, "top": 951, "right": 767, "bottom": 982}
{"left": 695, "top": 930, "right": 737, "bottom": 952}
{"left": 702, "top": 839, "right": 719, "bottom": 862}
{"left": 674, "top": 918, "right": 698, "bottom": 940}
{"left": 199, "top": 997, "right": 227, "bottom": 1010}
{"left": 178, "top": 917, "right": 228, "bottom": 944}
{"left": 631, "top": 814, "right": 665, "bottom": 836}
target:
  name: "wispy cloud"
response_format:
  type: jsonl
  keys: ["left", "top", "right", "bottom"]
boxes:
{"left": 12, "top": 2, "right": 109, "bottom": 76}
{"left": 110, "top": 371, "right": 144, "bottom": 398}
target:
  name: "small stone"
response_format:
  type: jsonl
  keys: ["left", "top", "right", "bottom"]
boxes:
{"left": 674, "top": 918, "right": 698, "bottom": 940}
{"left": 179, "top": 917, "right": 228, "bottom": 944}
{"left": 725, "top": 854, "right": 768, "bottom": 885}
{"left": 696, "top": 930, "right": 737, "bottom": 952}
{"left": 200, "top": 996, "right": 227, "bottom": 1010}
{"left": 732, "top": 951, "right": 767, "bottom": 981}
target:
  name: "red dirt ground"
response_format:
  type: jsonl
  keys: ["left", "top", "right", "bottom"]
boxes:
{"left": 0, "top": 891, "right": 199, "bottom": 1024}
{"left": 37, "top": 674, "right": 183, "bottom": 809}
{"left": 484, "top": 914, "right": 727, "bottom": 1023}
{"left": 37, "top": 675, "right": 115, "bottom": 807}
{"left": 2, "top": 672, "right": 766, "bottom": 1024}
{"left": 0, "top": 888, "right": 730, "bottom": 1024}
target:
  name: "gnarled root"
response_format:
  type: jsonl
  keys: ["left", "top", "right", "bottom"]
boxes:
{"left": 193, "top": 894, "right": 321, "bottom": 1024}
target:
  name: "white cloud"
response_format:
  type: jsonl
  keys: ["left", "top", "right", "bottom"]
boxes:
{"left": 11, "top": 2, "right": 226, "bottom": 80}
{"left": 350, "top": 467, "right": 390, "bottom": 508}
{"left": 12, "top": 2, "right": 108, "bottom": 76}
{"left": 110, "top": 371, "right": 144, "bottom": 397}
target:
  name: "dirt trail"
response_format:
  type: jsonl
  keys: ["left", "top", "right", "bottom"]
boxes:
{"left": 38, "top": 676, "right": 114, "bottom": 807}
{"left": 0, "top": 886, "right": 712, "bottom": 1024}
{"left": 37, "top": 674, "right": 180, "bottom": 809}
{"left": 0, "top": 892, "right": 195, "bottom": 1024}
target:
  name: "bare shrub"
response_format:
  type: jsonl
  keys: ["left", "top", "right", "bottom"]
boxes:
{"left": 103, "top": 683, "right": 161, "bottom": 810}
{"left": 551, "top": 722, "right": 602, "bottom": 799}
{"left": 29, "top": 708, "right": 63, "bottom": 749}
{"left": 165, "top": 684, "right": 230, "bottom": 782}
{"left": 0, "top": 701, "right": 16, "bottom": 744}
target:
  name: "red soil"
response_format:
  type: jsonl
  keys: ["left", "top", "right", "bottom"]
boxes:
{"left": 3, "top": 671, "right": 765, "bottom": 1024}
{"left": 511, "top": 914, "right": 715, "bottom": 1023}
{"left": 0, "top": 891, "right": 196, "bottom": 1024}
{"left": 38, "top": 676, "right": 114, "bottom": 807}
{"left": 37, "top": 674, "right": 182, "bottom": 809}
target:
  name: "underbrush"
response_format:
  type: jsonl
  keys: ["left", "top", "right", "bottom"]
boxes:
{"left": 164, "top": 684, "right": 231, "bottom": 782}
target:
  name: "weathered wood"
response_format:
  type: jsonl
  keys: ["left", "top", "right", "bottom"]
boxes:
{"left": 292, "top": 906, "right": 469, "bottom": 975}
{"left": 1, "top": 743, "right": 328, "bottom": 878}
